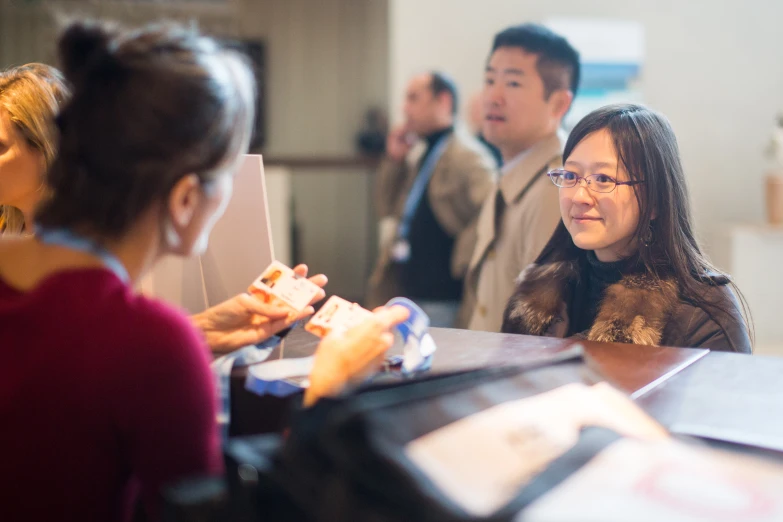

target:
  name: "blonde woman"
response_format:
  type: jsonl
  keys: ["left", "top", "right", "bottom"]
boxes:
{"left": 0, "top": 63, "right": 68, "bottom": 234}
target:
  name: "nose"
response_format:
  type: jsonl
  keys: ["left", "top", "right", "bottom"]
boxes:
{"left": 569, "top": 181, "right": 595, "bottom": 206}
{"left": 484, "top": 84, "right": 502, "bottom": 107}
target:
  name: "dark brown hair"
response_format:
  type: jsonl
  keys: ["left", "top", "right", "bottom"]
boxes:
{"left": 36, "top": 20, "right": 256, "bottom": 238}
{"left": 490, "top": 23, "right": 580, "bottom": 99}
{"left": 429, "top": 71, "right": 458, "bottom": 116}
{"left": 537, "top": 103, "right": 752, "bottom": 340}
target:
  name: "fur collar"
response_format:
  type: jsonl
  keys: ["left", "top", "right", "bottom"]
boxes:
{"left": 501, "top": 259, "right": 680, "bottom": 346}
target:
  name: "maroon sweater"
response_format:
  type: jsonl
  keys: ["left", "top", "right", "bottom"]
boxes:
{"left": 0, "top": 268, "right": 221, "bottom": 521}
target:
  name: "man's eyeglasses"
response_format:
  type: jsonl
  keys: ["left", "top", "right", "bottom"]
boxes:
{"left": 547, "top": 168, "right": 645, "bottom": 194}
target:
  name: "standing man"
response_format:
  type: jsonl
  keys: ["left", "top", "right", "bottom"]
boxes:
{"left": 461, "top": 24, "right": 581, "bottom": 331}
{"left": 368, "top": 71, "right": 497, "bottom": 327}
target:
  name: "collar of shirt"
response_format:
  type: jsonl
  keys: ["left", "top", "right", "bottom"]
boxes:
{"left": 424, "top": 125, "right": 454, "bottom": 149}
{"left": 498, "top": 130, "right": 566, "bottom": 204}
{"left": 415, "top": 125, "right": 454, "bottom": 170}
{"left": 500, "top": 148, "right": 531, "bottom": 176}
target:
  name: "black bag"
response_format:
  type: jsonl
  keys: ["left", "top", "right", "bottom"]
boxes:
{"left": 223, "top": 347, "right": 619, "bottom": 521}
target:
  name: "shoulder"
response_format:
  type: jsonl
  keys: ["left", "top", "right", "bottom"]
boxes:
{"left": 69, "top": 274, "right": 212, "bottom": 375}
{"left": 668, "top": 283, "right": 752, "bottom": 353}
{"left": 502, "top": 259, "right": 579, "bottom": 334}
{"left": 545, "top": 152, "right": 564, "bottom": 171}
{"left": 122, "top": 292, "right": 210, "bottom": 365}
{"left": 511, "top": 170, "right": 560, "bottom": 217}
{"left": 19, "top": 268, "right": 213, "bottom": 385}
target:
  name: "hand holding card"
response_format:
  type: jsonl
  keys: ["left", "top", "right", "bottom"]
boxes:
{"left": 304, "top": 305, "right": 410, "bottom": 406}
{"left": 197, "top": 262, "right": 326, "bottom": 353}
{"left": 305, "top": 296, "right": 373, "bottom": 338}
{"left": 248, "top": 261, "right": 323, "bottom": 315}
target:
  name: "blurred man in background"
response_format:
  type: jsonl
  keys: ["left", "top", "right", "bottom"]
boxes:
{"left": 368, "top": 71, "right": 497, "bottom": 327}
{"left": 461, "top": 24, "right": 580, "bottom": 331}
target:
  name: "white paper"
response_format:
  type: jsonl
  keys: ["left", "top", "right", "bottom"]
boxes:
{"left": 404, "top": 383, "right": 667, "bottom": 516}
{"left": 519, "top": 438, "right": 783, "bottom": 522}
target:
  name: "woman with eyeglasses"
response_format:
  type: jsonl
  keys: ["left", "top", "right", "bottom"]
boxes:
{"left": 501, "top": 104, "right": 751, "bottom": 353}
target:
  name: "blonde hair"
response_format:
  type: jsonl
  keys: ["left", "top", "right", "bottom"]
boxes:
{"left": 0, "top": 63, "right": 69, "bottom": 235}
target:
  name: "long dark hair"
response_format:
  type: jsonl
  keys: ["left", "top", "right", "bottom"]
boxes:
{"left": 537, "top": 104, "right": 752, "bottom": 339}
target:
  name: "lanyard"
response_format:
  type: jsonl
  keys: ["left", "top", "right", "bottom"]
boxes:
{"left": 212, "top": 337, "right": 280, "bottom": 440}
{"left": 396, "top": 135, "right": 451, "bottom": 242}
{"left": 35, "top": 227, "right": 130, "bottom": 284}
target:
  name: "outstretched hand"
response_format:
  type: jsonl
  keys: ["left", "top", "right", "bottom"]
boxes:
{"left": 304, "top": 305, "right": 410, "bottom": 406}
{"left": 192, "top": 264, "right": 327, "bottom": 353}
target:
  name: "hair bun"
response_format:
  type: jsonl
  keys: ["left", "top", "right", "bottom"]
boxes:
{"left": 58, "top": 20, "right": 119, "bottom": 85}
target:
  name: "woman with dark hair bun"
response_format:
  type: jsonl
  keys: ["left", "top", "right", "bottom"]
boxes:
{"left": 502, "top": 103, "right": 752, "bottom": 354}
{"left": 0, "top": 20, "right": 407, "bottom": 521}
{"left": 0, "top": 57, "right": 326, "bottom": 354}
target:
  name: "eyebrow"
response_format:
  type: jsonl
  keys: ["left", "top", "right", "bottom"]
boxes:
{"left": 485, "top": 66, "right": 525, "bottom": 76}
{"left": 564, "top": 160, "right": 618, "bottom": 171}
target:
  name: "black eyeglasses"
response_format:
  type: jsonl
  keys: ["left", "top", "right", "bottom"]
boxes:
{"left": 547, "top": 168, "right": 645, "bottom": 194}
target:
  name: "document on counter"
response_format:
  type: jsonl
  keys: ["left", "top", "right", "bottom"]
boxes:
{"left": 404, "top": 382, "right": 668, "bottom": 517}
{"left": 518, "top": 436, "right": 783, "bottom": 522}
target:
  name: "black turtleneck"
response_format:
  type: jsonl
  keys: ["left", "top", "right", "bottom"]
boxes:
{"left": 397, "top": 125, "right": 461, "bottom": 301}
{"left": 568, "top": 251, "right": 639, "bottom": 336}
{"left": 420, "top": 126, "right": 454, "bottom": 167}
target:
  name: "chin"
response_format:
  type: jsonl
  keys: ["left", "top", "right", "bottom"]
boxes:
{"left": 483, "top": 131, "right": 502, "bottom": 145}
{"left": 569, "top": 231, "right": 605, "bottom": 252}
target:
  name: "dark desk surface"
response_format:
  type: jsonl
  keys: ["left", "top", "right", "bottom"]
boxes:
{"left": 230, "top": 326, "right": 709, "bottom": 436}
{"left": 251, "top": 327, "right": 708, "bottom": 394}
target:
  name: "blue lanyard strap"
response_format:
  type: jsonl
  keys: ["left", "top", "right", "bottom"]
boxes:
{"left": 396, "top": 135, "right": 451, "bottom": 241}
{"left": 35, "top": 226, "right": 130, "bottom": 284}
{"left": 212, "top": 336, "right": 280, "bottom": 441}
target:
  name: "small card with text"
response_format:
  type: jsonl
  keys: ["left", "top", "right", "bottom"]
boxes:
{"left": 305, "top": 295, "right": 373, "bottom": 338}
{"left": 248, "top": 261, "right": 321, "bottom": 312}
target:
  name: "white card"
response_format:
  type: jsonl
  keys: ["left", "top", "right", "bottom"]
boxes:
{"left": 305, "top": 295, "right": 373, "bottom": 338}
{"left": 248, "top": 261, "right": 321, "bottom": 311}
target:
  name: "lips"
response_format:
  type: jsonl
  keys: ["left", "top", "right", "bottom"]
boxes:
{"left": 572, "top": 216, "right": 602, "bottom": 223}
{"left": 485, "top": 115, "right": 505, "bottom": 122}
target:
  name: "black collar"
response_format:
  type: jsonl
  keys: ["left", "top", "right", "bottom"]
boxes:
{"left": 424, "top": 125, "right": 454, "bottom": 148}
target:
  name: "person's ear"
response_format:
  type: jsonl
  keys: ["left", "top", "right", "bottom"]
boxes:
{"left": 162, "top": 174, "right": 202, "bottom": 251}
{"left": 167, "top": 174, "right": 202, "bottom": 229}
{"left": 437, "top": 91, "right": 453, "bottom": 117}
{"left": 549, "top": 89, "right": 574, "bottom": 121}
